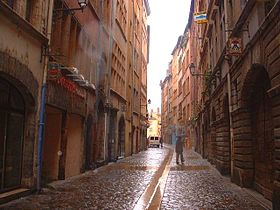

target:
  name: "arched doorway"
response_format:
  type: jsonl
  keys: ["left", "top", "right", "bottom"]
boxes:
{"left": 223, "top": 94, "right": 231, "bottom": 174}
{"left": 241, "top": 64, "right": 274, "bottom": 199}
{"left": 141, "top": 129, "right": 146, "bottom": 150}
{"left": 108, "top": 109, "right": 117, "bottom": 161}
{"left": 210, "top": 107, "right": 216, "bottom": 163}
{"left": 0, "top": 77, "right": 25, "bottom": 191}
{"left": 250, "top": 68, "right": 273, "bottom": 199}
{"left": 130, "top": 127, "right": 134, "bottom": 155}
{"left": 85, "top": 115, "right": 93, "bottom": 169}
{"left": 202, "top": 109, "right": 210, "bottom": 159}
{"left": 97, "top": 101, "right": 105, "bottom": 161}
{"left": 118, "top": 116, "right": 125, "bottom": 158}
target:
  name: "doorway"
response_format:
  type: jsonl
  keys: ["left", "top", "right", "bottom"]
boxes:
{"left": 118, "top": 116, "right": 125, "bottom": 158}
{"left": 251, "top": 72, "right": 273, "bottom": 200}
{"left": 0, "top": 78, "right": 25, "bottom": 192}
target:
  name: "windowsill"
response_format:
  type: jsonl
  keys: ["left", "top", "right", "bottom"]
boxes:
{"left": 0, "top": 2, "right": 48, "bottom": 44}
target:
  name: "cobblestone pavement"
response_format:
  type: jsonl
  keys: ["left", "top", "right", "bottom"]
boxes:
{"left": 0, "top": 146, "right": 268, "bottom": 210}
{"left": 160, "top": 148, "right": 267, "bottom": 210}
{"left": 0, "top": 148, "right": 170, "bottom": 210}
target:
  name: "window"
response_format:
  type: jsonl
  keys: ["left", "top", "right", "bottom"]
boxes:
{"left": 240, "top": 0, "right": 248, "bottom": 10}
{"left": 178, "top": 79, "right": 182, "bottom": 95}
{"left": 3, "top": 0, "right": 15, "bottom": 8}
{"left": 186, "top": 77, "right": 190, "bottom": 94}
{"left": 25, "top": 0, "right": 33, "bottom": 22}
{"left": 265, "top": 0, "right": 276, "bottom": 16}
{"left": 178, "top": 103, "right": 182, "bottom": 119}
{"left": 187, "top": 104, "right": 190, "bottom": 120}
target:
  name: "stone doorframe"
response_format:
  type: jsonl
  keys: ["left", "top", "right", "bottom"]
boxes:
{"left": 232, "top": 64, "right": 275, "bottom": 200}
{"left": 0, "top": 51, "right": 39, "bottom": 188}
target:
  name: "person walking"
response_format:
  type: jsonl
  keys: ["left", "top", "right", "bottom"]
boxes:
{"left": 175, "top": 136, "right": 184, "bottom": 164}
{"left": 159, "top": 137, "right": 163, "bottom": 148}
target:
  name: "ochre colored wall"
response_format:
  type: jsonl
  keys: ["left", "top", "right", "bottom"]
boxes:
{"left": 43, "top": 106, "right": 62, "bottom": 182}
{"left": 65, "top": 114, "right": 83, "bottom": 178}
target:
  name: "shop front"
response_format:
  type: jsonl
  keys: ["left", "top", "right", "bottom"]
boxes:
{"left": 42, "top": 69, "right": 89, "bottom": 182}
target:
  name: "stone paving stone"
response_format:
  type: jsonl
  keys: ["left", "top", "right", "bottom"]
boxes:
{"left": 160, "top": 149, "right": 266, "bottom": 210}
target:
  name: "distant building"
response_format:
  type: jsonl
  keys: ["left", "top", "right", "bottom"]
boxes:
{"left": 147, "top": 109, "right": 161, "bottom": 138}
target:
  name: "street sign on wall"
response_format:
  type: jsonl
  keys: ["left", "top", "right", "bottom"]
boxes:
{"left": 227, "top": 37, "right": 243, "bottom": 56}
{"left": 194, "top": 11, "right": 207, "bottom": 24}
{"left": 48, "top": 62, "right": 62, "bottom": 80}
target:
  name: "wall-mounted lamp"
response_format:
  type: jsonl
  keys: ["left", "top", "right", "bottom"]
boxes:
{"left": 141, "top": 99, "right": 151, "bottom": 107}
{"left": 189, "top": 63, "right": 221, "bottom": 80}
{"left": 54, "top": 0, "right": 89, "bottom": 13}
{"left": 189, "top": 63, "right": 209, "bottom": 77}
{"left": 140, "top": 99, "right": 151, "bottom": 119}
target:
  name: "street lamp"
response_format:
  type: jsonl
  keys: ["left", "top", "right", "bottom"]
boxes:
{"left": 189, "top": 63, "right": 196, "bottom": 75}
{"left": 54, "top": 0, "right": 88, "bottom": 12}
{"left": 188, "top": 63, "right": 209, "bottom": 77}
{"left": 78, "top": 0, "right": 88, "bottom": 8}
{"left": 141, "top": 99, "right": 151, "bottom": 107}
{"left": 140, "top": 99, "right": 151, "bottom": 118}
{"left": 188, "top": 63, "right": 220, "bottom": 78}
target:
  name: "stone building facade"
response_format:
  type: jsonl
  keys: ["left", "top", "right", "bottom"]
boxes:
{"left": 0, "top": 0, "right": 49, "bottom": 198}
{"left": 161, "top": 0, "right": 280, "bottom": 207}
{"left": 126, "top": 0, "right": 150, "bottom": 155}
{"left": 0, "top": 0, "right": 150, "bottom": 202}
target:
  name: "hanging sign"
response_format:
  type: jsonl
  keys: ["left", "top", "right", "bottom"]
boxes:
{"left": 48, "top": 62, "right": 62, "bottom": 80}
{"left": 227, "top": 37, "right": 243, "bottom": 56}
{"left": 56, "top": 77, "right": 86, "bottom": 99}
{"left": 194, "top": 11, "right": 208, "bottom": 24}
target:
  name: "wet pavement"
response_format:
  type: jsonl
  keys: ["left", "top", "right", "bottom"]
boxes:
{"left": 0, "top": 148, "right": 170, "bottom": 210}
{"left": 0, "top": 145, "right": 267, "bottom": 210}
{"left": 159, "top": 148, "right": 267, "bottom": 210}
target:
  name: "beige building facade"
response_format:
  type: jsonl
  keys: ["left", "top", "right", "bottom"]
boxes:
{"left": 147, "top": 109, "right": 161, "bottom": 138}
{"left": 0, "top": 0, "right": 150, "bottom": 202}
{"left": 0, "top": 0, "right": 49, "bottom": 195}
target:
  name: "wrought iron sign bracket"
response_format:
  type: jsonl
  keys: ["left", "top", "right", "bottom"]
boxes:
{"left": 225, "top": 21, "right": 250, "bottom": 39}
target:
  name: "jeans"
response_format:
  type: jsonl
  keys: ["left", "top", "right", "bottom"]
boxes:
{"left": 176, "top": 152, "right": 184, "bottom": 163}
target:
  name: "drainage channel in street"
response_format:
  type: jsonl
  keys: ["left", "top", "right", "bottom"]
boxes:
{"left": 133, "top": 147, "right": 173, "bottom": 210}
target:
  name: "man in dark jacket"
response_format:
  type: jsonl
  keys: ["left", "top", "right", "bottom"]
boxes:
{"left": 175, "top": 136, "right": 184, "bottom": 164}
{"left": 160, "top": 137, "right": 163, "bottom": 148}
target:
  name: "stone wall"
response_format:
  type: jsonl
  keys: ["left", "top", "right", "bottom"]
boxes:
{"left": 0, "top": 51, "right": 39, "bottom": 188}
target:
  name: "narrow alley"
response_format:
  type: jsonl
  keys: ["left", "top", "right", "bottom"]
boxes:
{"left": 0, "top": 146, "right": 268, "bottom": 210}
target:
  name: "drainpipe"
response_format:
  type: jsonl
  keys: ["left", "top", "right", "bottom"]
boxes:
{"left": 37, "top": 0, "right": 54, "bottom": 191}
{"left": 95, "top": 0, "right": 104, "bottom": 161}
{"left": 224, "top": 0, "right": 234, "bottom": 177}
{"left": 104, "top": 0, "right": 117, "bottom": 161}
{"left": 131, "top": 0, "right": 135, "bottom": 155}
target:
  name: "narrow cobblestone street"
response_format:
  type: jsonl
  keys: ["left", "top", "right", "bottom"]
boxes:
{"left": 0, "top": 146, "right": 269, "bottom": 210}
{"left": 160, "top": 148, "right": 268, "bottom": 210}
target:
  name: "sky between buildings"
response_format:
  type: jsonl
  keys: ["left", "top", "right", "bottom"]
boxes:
{"left": 147, "top": 0, "right": 190, "bottom": 113}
